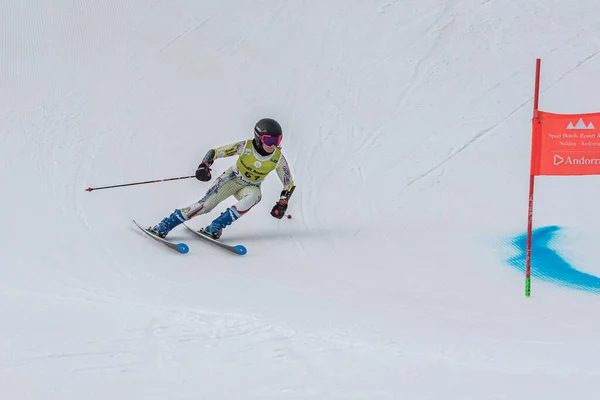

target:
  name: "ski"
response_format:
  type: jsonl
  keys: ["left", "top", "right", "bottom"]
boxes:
{"left": 132, "top": 220, "right": 189, "bottom": 254}
{"left": 182, "top": 223, "right": 247, "bottom": 255}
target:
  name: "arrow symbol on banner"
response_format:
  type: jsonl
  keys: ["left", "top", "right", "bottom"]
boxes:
{"left": 553, "top": 155, "right": 564, "bottom": 165}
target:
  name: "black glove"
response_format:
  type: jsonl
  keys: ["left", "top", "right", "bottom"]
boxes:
{"left": 195, "top": 162, "right": 212, "bottom": 181}
{"left": 270, "top": 200, "right": 288, "bottom": 219}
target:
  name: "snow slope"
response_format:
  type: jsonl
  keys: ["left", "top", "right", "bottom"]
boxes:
{"left": 2, "top": 0, "right": 600, "bottom": 398}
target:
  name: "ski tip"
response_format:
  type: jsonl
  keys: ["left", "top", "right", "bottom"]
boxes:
{"left": 176, "top": 243, "right": 190, "bottom": 254}
{"left": 234, "top": 245, "right": 247, "bottom": 255}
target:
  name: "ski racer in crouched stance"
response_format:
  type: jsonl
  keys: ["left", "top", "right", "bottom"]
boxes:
{"left": 149, "top": 118, "right": 296, "bottom": 240}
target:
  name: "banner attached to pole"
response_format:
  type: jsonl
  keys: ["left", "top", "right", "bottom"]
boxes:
{"left": 531, "top": 111, "right": 600, "bottom": 176}
{"left": 525, "top": 59, "right": 600, "bottom": 297}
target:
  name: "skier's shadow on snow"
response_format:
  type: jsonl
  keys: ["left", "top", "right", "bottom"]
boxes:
{"left": 183, "top": 225, "right": 334, "bottom": 243}
{"left": 131, "top": 225, "right": 189, "bottom": 242}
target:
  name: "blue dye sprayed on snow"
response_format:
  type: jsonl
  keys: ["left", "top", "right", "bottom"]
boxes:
{"left": 507, "top": 225, "right": 600, "bottom": 294}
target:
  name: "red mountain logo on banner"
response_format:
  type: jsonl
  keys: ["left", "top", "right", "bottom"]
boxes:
{"left": 566, "top": 118, "right": 595, "bottom": 130}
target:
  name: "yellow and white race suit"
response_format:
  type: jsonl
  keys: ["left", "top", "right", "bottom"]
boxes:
{"left": 178, "top": 139, "right": 295, "bottom": 221}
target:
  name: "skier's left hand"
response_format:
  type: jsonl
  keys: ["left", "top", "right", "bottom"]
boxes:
{"left": 270, "top": 200, "right": 288, "bottom": 219}
{"left": 195, "top": 162, "right": 212, "bottom": 181}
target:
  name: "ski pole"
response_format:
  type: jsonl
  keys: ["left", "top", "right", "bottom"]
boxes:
{"left": 85, "top": 175, "right": 195, "bottom": 192}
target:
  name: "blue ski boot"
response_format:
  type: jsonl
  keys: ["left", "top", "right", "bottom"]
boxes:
{"left": 149, "top": 209, "right": 186, "bottom": 238}
{"left": 204, "top": 207, "right": 240, "bottom": 239}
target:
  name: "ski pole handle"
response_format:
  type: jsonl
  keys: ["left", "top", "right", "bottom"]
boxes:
{"left": 86, "top": 175, "right": 195, "bottom": 192}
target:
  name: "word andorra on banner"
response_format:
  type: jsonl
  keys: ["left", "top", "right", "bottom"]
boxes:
{"left": 552, "top": 155, "right": 600, "bottom": 166}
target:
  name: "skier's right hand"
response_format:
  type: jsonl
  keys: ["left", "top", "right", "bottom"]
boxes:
{"left": 195, "top": 162, "right": 212, "bottom": 181}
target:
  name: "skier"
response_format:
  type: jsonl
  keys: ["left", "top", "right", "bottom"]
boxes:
{"left": 148, "top": 118, "right": 296, "bottom": 240}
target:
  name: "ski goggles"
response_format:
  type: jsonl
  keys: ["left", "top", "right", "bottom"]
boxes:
{"left": 260, "top": 134, "right": 282, "bottom": 147}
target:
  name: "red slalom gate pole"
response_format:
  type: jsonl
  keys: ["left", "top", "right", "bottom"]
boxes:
{"left": 525, "top": 58, "right": 542, "bottom": 297}
{"left": 85, "top": 175, "right": 195, "bottom": 192}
